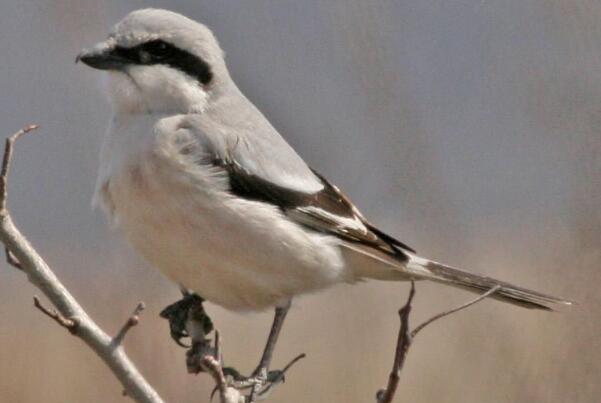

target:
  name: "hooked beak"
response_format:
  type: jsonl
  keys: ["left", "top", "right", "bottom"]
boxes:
{"left": 76, "top": 40, "right": 127, "bottom": 70}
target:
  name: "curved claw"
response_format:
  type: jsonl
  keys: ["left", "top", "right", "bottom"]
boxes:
{"left": 270, "top": 353, "right": 306, "bottom": 384}
{"left": 265, "top": 370, "right": 285, "bottom": 384}
{"left": 257, "top": 353, "right": 307, "bottom": 398}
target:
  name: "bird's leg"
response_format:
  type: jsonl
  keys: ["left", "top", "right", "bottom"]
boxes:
{"left": 161, "top": 293, "right": 303, "bottom": 400}
{"left": 253, "top": 299, "right": 291, "bottom": 377}
{"left": 223, "top": 300, "right": 306, "bottom": 401}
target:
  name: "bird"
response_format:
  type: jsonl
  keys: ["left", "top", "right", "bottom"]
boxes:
{"left": 77, "top": 7, "right": 570, "bottom": 388}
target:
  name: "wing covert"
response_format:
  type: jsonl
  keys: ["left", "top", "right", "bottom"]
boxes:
{"left": 214, "top": 156, "right": 415, "bottom": 259}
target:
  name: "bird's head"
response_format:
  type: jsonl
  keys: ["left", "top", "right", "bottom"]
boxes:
{"left": 78, "top": 9, "right": 230, "bottom": 114}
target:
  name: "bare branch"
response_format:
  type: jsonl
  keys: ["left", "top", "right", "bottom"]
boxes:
{"left": 202, "top": 330, "right": 245, "bottom": 403}
{"left": 113, "top": 302, "right": 146, "bottom": 346}
{"left": 377, "top": 282, "right": 499, "bottom": 403}
{"left": 411, "top": 285, "right": 501, "bottom": 338}
{"left": 376, "top": 281, "right": 415, "bottom": 403}
{"left": 0, "top": 124, "right": 38, "bottom": 214}
{"left": 0, "top": 126, "right": 164, "bottom": 403}
{"left": 203, "top": 356, "right": 243, "bottom": 403}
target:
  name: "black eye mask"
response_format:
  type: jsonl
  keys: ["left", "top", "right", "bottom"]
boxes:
{"left": 113, "top": 39, "right": 213, "bottom": 86}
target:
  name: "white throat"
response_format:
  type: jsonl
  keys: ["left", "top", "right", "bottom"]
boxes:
{"left": 105, "top": 66, "right": 210, "bottom": 115}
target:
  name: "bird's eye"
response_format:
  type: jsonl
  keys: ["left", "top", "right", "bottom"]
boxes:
{"left": 142, "top": 40, "right": 172, "bottom": 60}
{"left": 139, "top": 50, "right": 152, "bottom": 64}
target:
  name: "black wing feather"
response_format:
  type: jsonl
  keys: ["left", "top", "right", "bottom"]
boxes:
{"left": 215, "top": 157, "right": 414, "bottom": 260}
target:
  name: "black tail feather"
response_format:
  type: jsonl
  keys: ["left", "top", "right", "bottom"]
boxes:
{"left": 414, "top": 258, "right": 571, "bottom": 310}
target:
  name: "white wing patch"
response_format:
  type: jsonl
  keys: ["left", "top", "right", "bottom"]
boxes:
{"left": 288, "top": 205, "right": 370, "bottom": 236}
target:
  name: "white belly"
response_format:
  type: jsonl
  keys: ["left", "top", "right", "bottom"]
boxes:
{"left": 101, "top": 151, "right": 349, "bottom": 311}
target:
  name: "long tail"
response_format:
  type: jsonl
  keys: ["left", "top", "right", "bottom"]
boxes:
{"left": 407, "top": 255, "right": 572, "bottom": 310}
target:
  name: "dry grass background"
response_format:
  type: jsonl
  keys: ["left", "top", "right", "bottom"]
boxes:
{"left": 0, "top": 1, "right": 599, "bottom": 402}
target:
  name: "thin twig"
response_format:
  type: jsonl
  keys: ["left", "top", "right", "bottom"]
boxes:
{"left": 377, "top": 283, "right": 499, "bottom": 403}
{"left": 0, "top": 126, "right": 164, "bottom": 403}
{"left": 205, "top": 329, "right": 244, "bottom": 403}
{"left": 33, "top": 295, "right": 78, "bottom": 334}
{"left": 0, "top": 124, "right": 38, "bottom": 213}
{"left": 411, "top": 285, "right": 501, "bottom": 338}
{"left": 113, "top": 302, "right": 146, "bottom": 346}
{"left": 377, "top": 282, "right": 415, "bottom": 403}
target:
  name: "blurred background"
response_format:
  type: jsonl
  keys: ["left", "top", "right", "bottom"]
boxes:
{"left": 0, "top": 1, "right": 598, "bottom": 402}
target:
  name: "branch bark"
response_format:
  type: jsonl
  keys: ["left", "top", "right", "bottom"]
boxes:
{"left": 376, "top": 282, "right": 501, "bottom": 403}
{"left": 0, "top": 126, "right": 164, "bottom": 403}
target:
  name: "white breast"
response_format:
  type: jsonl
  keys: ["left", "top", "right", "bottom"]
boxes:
{"left": 95, "top": 114, "right": 349, "bottom": 311}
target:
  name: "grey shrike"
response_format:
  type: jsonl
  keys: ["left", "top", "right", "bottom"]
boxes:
{"left": 78, "top": 8, "right": 570, "bottom": 381}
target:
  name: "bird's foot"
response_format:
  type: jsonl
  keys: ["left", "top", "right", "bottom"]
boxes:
{"left": 160, "top": 293, "right": 304, "bottom": 401}
{"left": 160, "top": 293, "right": 213, "bottom": 348}
{"left": 219, "top": 354, "right": 306, "bottom": 401}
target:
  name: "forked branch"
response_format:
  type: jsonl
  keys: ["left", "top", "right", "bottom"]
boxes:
{"left": 376, "top": 282, "right": 501, "bottom": 403}
{"left": 0, "top": 126, "right": 163, "bottom": 403}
